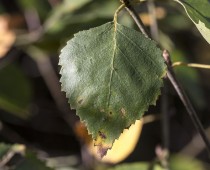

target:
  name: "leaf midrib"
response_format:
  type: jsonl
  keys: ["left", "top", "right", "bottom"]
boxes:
{"left": 107, "top": 26, "right": 117, "bottom": 109}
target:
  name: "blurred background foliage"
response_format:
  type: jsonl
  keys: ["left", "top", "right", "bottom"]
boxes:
{"left": 0, "top": 0, "right": 210, "bottom": 169}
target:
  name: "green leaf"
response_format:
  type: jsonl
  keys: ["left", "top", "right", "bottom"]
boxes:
{"left": 18, "top": 0, "right": 51, "bottom": 20}
{"left": 108, "top": 155, "right": 208, "bottom": 170}
{"left": 174, "top": 0, "right": 210, "bottom": 44}
{"left": 44, "top": 0, "right": 92, "bottom": 32}
{"left": 0, "top": 64, "right": 32, "bottom": 119}
{"left": 44, "top": 0, "right": 118, "bottom": 33}
{"left": 0, "top": 143, "right": 53, "bottom": 170}
{"left": 108, "top": 162, "right": 163, "bottom": 170}
{"left": 0, "top": 143, "right": 11, "bottom": 159}
{"left": 59, "top": 22, "right": 166, "bottom": 157}
{"left": 170, "top": 155, "right": 206, "bottom": 170}
{"left": 14, "top": 151, "right": 53, "bottom": 170}
{"left": 37, "top": 0, "right": 119, "bottom": 52}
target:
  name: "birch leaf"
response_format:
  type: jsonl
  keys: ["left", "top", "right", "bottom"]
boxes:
{"left": 59, "top": 22, "right": 166, "bottom": 157}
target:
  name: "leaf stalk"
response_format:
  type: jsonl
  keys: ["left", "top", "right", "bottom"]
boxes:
{"left": 114, "top": 4, "right": 125, "bottom": 31}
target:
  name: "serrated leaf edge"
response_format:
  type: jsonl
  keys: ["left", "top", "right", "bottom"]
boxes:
{"left": 59, "top": 22, "right": 167, "bottom": 157}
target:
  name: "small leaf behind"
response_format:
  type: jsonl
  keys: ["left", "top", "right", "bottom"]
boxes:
{"left": 174, "top": 0, "right": 210, "bottom": 44}
{"left": 59, "top": 22, "right": 166, "bottom": 157}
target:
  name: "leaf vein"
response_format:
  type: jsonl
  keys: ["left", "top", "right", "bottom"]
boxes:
{"left": 107, "top": 29, "right": 117, "bottom": 108}
{"left": 116, "top": 46, "right": 146, "bottom": 82}
{"left": 117, "top": 29, "right": 157, "bottom": 67}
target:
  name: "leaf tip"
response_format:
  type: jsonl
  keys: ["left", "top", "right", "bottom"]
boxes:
{"left": 94, "top": 131, "right": 112, "bottom": 158}
{"left": 97, "top": 145, "right": 110, "bottom": 158}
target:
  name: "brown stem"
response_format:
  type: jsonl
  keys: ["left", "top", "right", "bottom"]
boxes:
{"left": 147, "top": 0, "right": 170, "bottom": 167}
{"left": 163, "top": 50, "right": 210, "bottom": 156}
{"left": 122, "top": 0, "right": 149, "bottom": 37}
{"left": 161, "top": 82, "right": 170, "bottom": 170}
{"left": 147, "top": 0, "right": 159, "bottom": 42}
{"left": 123, "top": 0, "right": 210, "bottom": 159}
{"left": 33, "top": 54, "right": 78, "bottom": 128}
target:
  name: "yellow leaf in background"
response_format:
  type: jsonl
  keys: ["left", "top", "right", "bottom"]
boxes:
{"left": 89, "top": 120, "right": 143, "bottom": 164}
{"left": 0, "top": 15, "right": 15, "bottom": 58}
{"left": 140, "top": 7, "right": 166, "bottom": 26}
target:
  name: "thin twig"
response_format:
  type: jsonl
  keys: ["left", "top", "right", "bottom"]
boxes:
{"left": 163, "top": 50, "right": 210, "bottom": 156}
{"left": 24, "top": 8, "right": 42, "bottom": 32}
{"left": 181, "top": 127, "right": 210, "bottom": 156}
{"left": 147, "top": 1, "right": 170, "bottom": 168}
{"left": 155, "top": 146, "right": 170, "bottom": 170}
{"left": 143, "top": 114, "right": 161, "bottom": 124}
{"left": 147, "top": 0, "right": 159, "bottom": 42}
{"left": 173, "top": 62, "right": 210, "bottom": 69}
{"left": 146, "top": 1, "right": 169, "bottom": 168}
{"left": 122, "top": 0, "right": 149, "bottom": 37}
{"left": 27, "top": 47, "right": 78, "bottom": 129}
{"left": 35, "top": 56, "right": 78, "bottom": 127}
{"left": 0, "top": 151, "right": 15, "bottom": 168}
{"left": 15, "top": 28, "right": 43, "bottom": 46}
{"left": 161, "top": 82, "right": 170, "bottom": 170}
{"left": 122, "top": 0, "right": 210, "bottom": 159}
{"left": 47, "top": 0, "right": 61, "bottom": 7}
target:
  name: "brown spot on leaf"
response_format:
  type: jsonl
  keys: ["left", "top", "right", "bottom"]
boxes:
{"left": 125, "top": 125, "right": 131, "bottom": 129}
{"left": 100, "top": 109, "right": 105, "bottom": 112}
{"left": 94, "top": 135, "right": 112, "bottom": 158}
{"left": 99, "top": 131, "right": 106, "bottom": 139}
{"left": 97, "top": 145, "right": 110, "bottom": 158}
{"left": 78, "top": 99, "right": 83, "bottom": 104}
{"left": 121, "top": 108, "right": 126, "bottom": 117}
